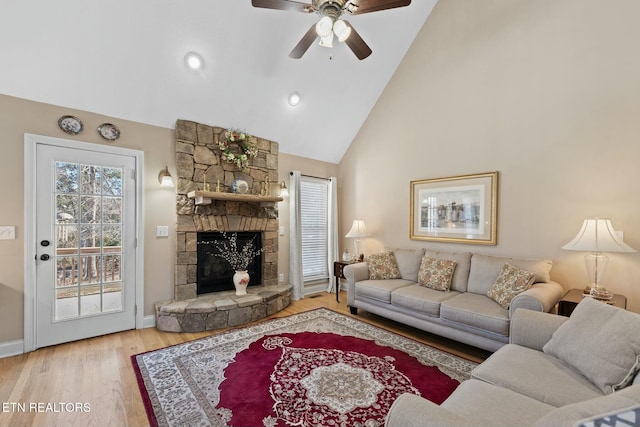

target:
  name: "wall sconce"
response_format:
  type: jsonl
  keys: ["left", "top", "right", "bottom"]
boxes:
{"left": 158, "top": 166, "right": 174, "bottom": 187}
{"left": 279, "top": 181, "right": 289, "bottom": 197}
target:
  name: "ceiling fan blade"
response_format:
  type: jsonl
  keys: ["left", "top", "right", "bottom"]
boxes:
{"left": 346, "top": 0, "right": 411, "bottom": 15}
{"left": 251, "top": 0, "right": 315, "bottom": 13}
{"left": 343, "top": 21, "right": 372, "bottom": 60}
{"left": 289, "top": 24, "right": 318, "bottom": 59}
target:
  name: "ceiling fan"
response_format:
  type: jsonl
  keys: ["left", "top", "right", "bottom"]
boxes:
{"left": 251, "top": 0, "right": 412, "bottom": 60}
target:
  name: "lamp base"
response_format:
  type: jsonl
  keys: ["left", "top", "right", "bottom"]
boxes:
{"left": 589, "top": 287, "right": 613, "bottom": 301}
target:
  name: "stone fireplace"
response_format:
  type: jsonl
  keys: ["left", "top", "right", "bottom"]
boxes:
{"left": 155, "top": 120, "right": 290, "bottom": 333}
{"left": 173, "top": 120, "right": 280, "bottom": 301}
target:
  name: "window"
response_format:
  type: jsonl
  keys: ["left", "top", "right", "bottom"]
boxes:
{"left": 300, "top": 177, "right": 329, "bottom": 283}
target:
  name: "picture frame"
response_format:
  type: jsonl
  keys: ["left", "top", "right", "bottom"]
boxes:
{"left": 410, "top": 171, "right": 498, "bottom": 245}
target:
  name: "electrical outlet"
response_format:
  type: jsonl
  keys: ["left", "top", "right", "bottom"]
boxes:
{"left": 0, "top": 226, "right": 15, "bottom": 240}
{"left": 156, "top": 226, "right": 169, "bottom": 237}
{"left": 279, "top": 273, "right": 285, "bottom": 283}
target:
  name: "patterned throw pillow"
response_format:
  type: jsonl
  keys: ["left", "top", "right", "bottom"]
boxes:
{"left": 487, "top": 263, "right": 536, "bottom": 309}
{"left": 367, "top": 252, "right": 402, "bottom": 280}
{"left": 417, "top": 257, "right": 457, "bottom": 291}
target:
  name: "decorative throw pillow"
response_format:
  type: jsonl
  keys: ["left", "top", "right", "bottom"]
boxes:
{"left": 417, "top": 257, "right": 457, "bottom": 291}
{"left": 543, "top": 297, "right": 640, "bottom": 394}
{"left": 487, "top": 263, "right": 536, "bottom": 309}
{"left": 367, "top": 251, "right": 401, "bottom": 280}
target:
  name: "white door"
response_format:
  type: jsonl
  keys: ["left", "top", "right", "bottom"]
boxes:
{"left": 34, "top": 142, "right": 138, "bottom": 348}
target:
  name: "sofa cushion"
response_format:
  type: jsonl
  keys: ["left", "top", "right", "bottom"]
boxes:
{"left": 385, "top": 247, "right": 425, "bottom": 282}
{"left": 472, "top": 344, "right": 604, "bottom": 407}
{"left": 442, "top": 379, "right": 555, "bottom": 427}
{"left": 366, "top": 251, "right": 401, "bottom": 280}
{"left": 423, "top": 250, "right": 472, "bottom": 293}
{"left": 467, "top": 254, "right": 553, "bottom": 295}
{"left": 440, "top": 293, "right": 510, "bottom": 336}
{"left": 354, "top": 279, "right": 415, "bottom": 304}
{"left": 418, "top": 257, "right": 457, "bottom": 291}
{"left": 486, "top": 263, "right": 536, "bottom": 309}
{"left": 391, "top": 285, "right": 460, "bottom": 316}
{"left": 532, "top": 385, "right": 640, "bottom": 427}
{"left": 543, "top": 297, "right": 640, "bottom": 394}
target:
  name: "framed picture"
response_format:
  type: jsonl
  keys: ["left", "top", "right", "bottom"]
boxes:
{"left": 410, "top": 171, "right": 498, "bottom": 245}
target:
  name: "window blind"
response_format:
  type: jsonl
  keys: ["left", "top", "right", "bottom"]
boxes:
{"left": 300, "top": 177, "right": 329, "bottom": 283}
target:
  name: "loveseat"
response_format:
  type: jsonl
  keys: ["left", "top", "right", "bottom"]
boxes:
{"left": 344, "top": 249, "right": 564, "bottom": 352}
{"left": 385, "top": 298, "right": 640, "bottom": 426}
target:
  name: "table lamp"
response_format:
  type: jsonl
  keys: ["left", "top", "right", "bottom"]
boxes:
{"left": 562, "top": 218, "right": 635, "bottom": 299}
{"left": 345, "top": 220, "right": 370, "bottom": 261}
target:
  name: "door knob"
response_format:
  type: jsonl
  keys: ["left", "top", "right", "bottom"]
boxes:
{"left": 40, "top": 254, "right": 50, "bottom": 261}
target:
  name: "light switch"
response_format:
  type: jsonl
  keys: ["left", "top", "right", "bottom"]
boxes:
{"left": 156, "top": 226, "right": 169, "bottom": 237}
{"left": 279, "top": 226, "right": 285, "bottom": 236}
{"left": 0, "top": 226, "right": 16, "bottom": 240}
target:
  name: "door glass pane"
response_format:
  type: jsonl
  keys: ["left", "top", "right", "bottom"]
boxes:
{"left": 80, "top": 165, "right": 101, "bottom": 194}
{"left": 53, "top": 161, "right": 124, "bottom": 321}
{"left": 80, "top": 196, "right": 101, "bottom": 224}
{"left": 102, "top": 167, "right": 122, "bottom": 196}
{"left": 103, "top": 196, "right": 122, "bottom": 223}
{"left": 56, "top": 162, "right": 78, "bottom": 194}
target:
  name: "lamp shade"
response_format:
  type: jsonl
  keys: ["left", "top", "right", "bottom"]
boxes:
{"left": 345, "top": 220, "right": 370, "bottom": 238}
{"left": 562, "top": 219, "right": 635, "bottom": 253}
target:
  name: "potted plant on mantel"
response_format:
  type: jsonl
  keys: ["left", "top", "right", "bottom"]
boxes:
{"left": 210, "top": 232, "right": 265, "bottom": 296}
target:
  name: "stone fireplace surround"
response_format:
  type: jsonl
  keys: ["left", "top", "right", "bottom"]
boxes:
{"left": 155, "top": 120, "right": 291, "bottom": 332}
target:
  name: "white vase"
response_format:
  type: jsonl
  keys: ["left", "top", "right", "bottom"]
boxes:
{"left": 233, "top": 270, "right": 250, "bottom": 296}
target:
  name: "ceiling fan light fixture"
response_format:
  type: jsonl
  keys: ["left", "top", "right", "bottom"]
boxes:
{"left": 315, "top": 16, "right": 333, "bottom": 37}
{"left": 319, "top": 33, "right": 334, "bottom": 48}
{"left": 333, "top": 19, "right": 351, "bottom": 42}
{"left": 184, "top": 51, "right": 204, "bottom": 70}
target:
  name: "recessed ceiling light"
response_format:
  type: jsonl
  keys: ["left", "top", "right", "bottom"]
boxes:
{"left": 184, "top": 51, "right": 204, "bottom": 70}
{"left": 288, "top": 91, "right": 301, "bottom": 107}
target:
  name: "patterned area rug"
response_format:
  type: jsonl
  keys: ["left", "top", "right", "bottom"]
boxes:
{"left": 132, "top": 308, "right": 477, "bottom": 427}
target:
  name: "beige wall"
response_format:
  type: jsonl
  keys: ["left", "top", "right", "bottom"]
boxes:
{"left": 0, "top": 94, "right": 336, "bottom": 344}
{"left": 338, "top": 0, "right": 640, "bottom": 312}
{"left": 277, "top": 154, "right": 340, "bottom": 286}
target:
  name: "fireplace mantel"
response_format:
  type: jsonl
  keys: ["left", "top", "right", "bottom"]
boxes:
{"left": 187, "top": 190, "right": 283, "bottom": 206}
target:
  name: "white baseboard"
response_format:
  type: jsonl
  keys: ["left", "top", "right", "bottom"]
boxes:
{"left": 1, "top": 317, "right": 155, "bottom": 359}
{"left": 143, "top": 314, "right": 156, "bottom": 329}
{"left": 0, "top": 339, "right": 24, "bottom": 359}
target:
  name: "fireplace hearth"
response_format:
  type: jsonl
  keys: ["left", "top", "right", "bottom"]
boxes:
{"left": 197, "top": 231, "right": 262, "bottom": 294}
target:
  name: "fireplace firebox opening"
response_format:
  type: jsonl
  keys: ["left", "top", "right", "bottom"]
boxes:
{"left": 196, "top": 231, "right": 263, "bottom": 295}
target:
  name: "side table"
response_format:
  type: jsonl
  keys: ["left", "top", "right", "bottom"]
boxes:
{"left": 333, "top": 261, "right": 353, "bottom": 302}
{"left": 557, "top": 288, "right": 627, "bottom": 317}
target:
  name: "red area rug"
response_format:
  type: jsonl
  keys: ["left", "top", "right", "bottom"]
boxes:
{"left": 132, "top": 308, "right": 477, "bottom": 427}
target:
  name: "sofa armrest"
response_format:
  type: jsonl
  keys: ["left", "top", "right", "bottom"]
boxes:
{"left": 385, "top": 394, "right": 474, "bottom": 427}
{"left": 344, "top": 262, "right": 369, "bottom": 307}
{"left": 509, "top": 308, "right": 568, "bottom": 350}
{"left": 510, "top": 280, "right": 564, "bottom": 315}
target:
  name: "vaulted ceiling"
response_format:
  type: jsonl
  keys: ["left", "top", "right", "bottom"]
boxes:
{"left": 0, "top": 0, "right": 436, "bottom": 163}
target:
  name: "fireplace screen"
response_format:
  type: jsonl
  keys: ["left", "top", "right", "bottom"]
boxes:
{"left": 196, "top": 231, "right": 262, "bottom": 294}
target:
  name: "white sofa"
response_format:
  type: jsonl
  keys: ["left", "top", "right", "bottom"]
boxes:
{"left": 344, "top": 248, "right": 564, "bottom": 352}
{"left": 385, "top": 298, "right": 640, "bottom": 427}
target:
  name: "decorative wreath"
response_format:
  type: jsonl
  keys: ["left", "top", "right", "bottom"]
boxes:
{"left": 218, "top": 129, "right": 258, "bottom": 170}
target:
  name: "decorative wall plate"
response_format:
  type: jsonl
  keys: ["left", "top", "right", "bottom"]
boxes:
{"left": 98, "top": 123, "right": 120, "bottom": 141}
{"left": 58, "top": 115, "right": 83, "bottom": 135}
{"left": 231, "top": 179, "right": 249, "bottom": 194}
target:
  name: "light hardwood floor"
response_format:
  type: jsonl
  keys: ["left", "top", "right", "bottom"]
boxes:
{"left": 0, "top": 291, "right": 490, "bottom": 427}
